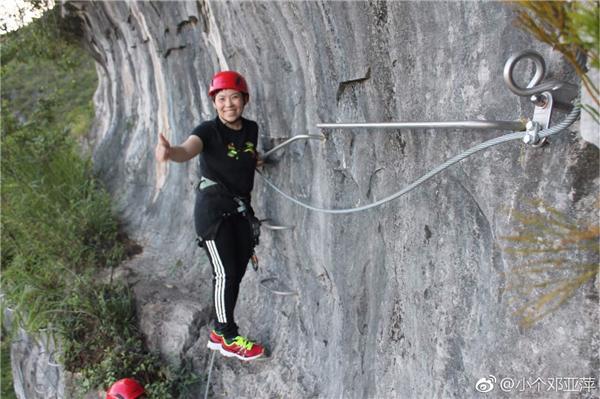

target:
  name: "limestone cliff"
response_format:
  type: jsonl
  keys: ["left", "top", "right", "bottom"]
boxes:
{"left": 22, "top": 1, "right": 597, "bottom": 398}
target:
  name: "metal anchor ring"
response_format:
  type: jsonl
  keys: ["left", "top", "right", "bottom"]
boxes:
{"left": 503, "top": 50, "right": 548, "bottom": 97}
{"left": 504, "top": 49, "right": 579, "bottom": 102}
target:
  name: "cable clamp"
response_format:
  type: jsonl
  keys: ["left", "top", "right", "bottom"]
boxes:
{"left": 523, "top": 120, "right": 542, "bottom": 146}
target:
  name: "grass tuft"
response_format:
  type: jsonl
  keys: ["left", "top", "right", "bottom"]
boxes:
{"left": 502, "top": 199, "right": 599, "bottom": 328}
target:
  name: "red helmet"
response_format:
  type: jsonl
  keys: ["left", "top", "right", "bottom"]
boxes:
{"left": 208, "top": 70, "right": 249, "bottom": 97}
{"left": 106, "top": 378, "right": 145, "bottom": 399}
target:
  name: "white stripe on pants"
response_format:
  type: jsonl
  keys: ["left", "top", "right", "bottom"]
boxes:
{"left": 205, "top": 240, "right": 227, "bottom": 323}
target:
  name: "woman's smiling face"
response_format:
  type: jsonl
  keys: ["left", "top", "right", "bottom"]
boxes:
{"left": 213, "top": 89, "right": 247, "bottom": 125}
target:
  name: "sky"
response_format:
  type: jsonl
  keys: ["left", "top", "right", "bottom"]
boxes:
{"left": 0, "top": 0, "right": 55, "bottom": 34}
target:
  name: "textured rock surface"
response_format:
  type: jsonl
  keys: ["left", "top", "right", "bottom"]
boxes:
{"left": 581, "top": 68, "right": 599, "bottom": 148}
{"left": 28, "top": 1, "right": 596, "bottom": 398}
{"left": 5, "top": 309, "right": 98, "bottom": 399}
{"left": 7, "top": 314, "right": 66, "bottom": 399}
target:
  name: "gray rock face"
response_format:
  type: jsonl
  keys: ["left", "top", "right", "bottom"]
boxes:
{"left": 581, "top": 68, "right": 600, "bottom": 148}
{"left": 53, "top": 1, "right": 599, "bottom": 398}
{"left": 9, "top": 322, "right": 65, "bottom": 399}
{"left": 5, "top": 309, "right": 98, "bottom": 399}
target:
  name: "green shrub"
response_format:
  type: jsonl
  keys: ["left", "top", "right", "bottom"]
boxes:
{"left": 1, "top": 333, "right": 18, "bottom": 399}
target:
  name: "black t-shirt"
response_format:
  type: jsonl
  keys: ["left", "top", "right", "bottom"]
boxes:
{"left": 191, "top": 116, "right": 258, "bottom": 197}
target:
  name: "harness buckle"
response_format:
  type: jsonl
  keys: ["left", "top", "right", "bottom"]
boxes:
{"left": 234, "top": 197, "right": 248, "bottom": 214}
{"left": 197, "top": 177, "right": 218, "bottom": 190}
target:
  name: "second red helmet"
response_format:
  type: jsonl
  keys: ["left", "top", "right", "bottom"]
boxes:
{"left": 208, "top": 70, "right": 249, "bottom": 97}
{"left": 106, "top": 378, "right": 145, "bottom": 399}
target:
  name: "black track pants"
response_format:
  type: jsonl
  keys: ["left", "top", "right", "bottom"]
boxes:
{"left": 202, "top": 214, "right": 253, "bottom": 339}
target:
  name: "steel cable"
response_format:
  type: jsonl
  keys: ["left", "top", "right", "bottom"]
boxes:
{"left": 257, "top": 104, "right": 580, "bottom": 214}
{"left": 204, "top": 350, "right": 216, "bottom": 399}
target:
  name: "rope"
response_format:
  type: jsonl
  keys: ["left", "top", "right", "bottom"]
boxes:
{"left": 204, "top": 350, "right": 216, "bottom": 399}
{"left": 257, "top": 104, "right": 580, "bottom": 215}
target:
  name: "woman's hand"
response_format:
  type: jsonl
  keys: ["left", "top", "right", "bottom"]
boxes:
{"left": 256, "top": 153, "right": 265, "bottom": 168}
{"left": 155, "top": 132, "right": 171, "bottom": 162}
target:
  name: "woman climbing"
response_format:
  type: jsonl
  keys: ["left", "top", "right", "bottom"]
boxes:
{"left": 154, "top": 70, "right": 265, "bottom": 361}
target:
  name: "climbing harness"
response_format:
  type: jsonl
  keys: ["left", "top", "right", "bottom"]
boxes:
{"left": 195, "top": 176, "right": 261, "bottom": 252}
{"left": 196, "top": 176, "right": 218, "bottom": 190}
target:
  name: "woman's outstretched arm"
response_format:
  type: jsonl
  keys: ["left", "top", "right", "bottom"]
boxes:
{"left": 155, "top": 132, "right": 203, "bottom": 163}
